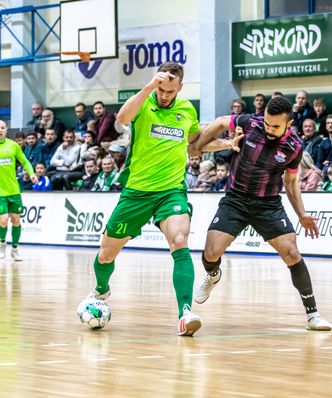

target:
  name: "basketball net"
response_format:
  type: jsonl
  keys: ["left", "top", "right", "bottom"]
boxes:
{"left": 56, "top": 51, "right": 91, "bottom": 62}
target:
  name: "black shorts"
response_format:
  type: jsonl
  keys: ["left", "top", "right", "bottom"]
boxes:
{"left": 208, "top": 190, "right": 295, "bottom": 241}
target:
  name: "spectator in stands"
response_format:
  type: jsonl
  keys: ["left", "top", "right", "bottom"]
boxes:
{"left": 312, "top": 97, "right": 328, "bottom": 137}
{"left": 49, "top": 129, "right": 81, "bottom": 190}
{"left": 38, "top": 109, "right": 66, "bottom": 142}
{"left": 33, "top": 162, "right": 52, "bottom": 191}
{"left": 185, "top": 155, "right": 201, "bottom": 190}
{"left": 87, "top": 145, "right": 107, "bottom": 169}
{"left": 108, "top": 143, "right": 127, "bottom": 172}
{"left": 194, "top": 160, "right": 215, "bottom": 191}
{"left": 77, "top": 159, "right": 100, "bottom": 192}
{"left": 93, "top": 101, "right": 120, "bottom": 149}
{"left": 26, "top": 102, "right": 43, "bottom": 132}
{"left": 302, "top": 118, "right": 322, "bottom": 164}
{"left": 74, "top": 102, "right": 95, "bottom": 137}
{"left": 271, "top": 91, "right": 283, "bottom": 98}
{"left": 316, "top": 114, "right": 332, "bottom": 179}
{"left": 113, "top": 116, "right": 131, "bottom": 148}
{"left": 230, "top": 98, "right": 246, "bottom": 116}
{"left": 18, "top": 170, "right": 33, "bottom": 191}
{"left": 14, "top": 132, "right": 26, "bottom": 150}
{"left": 321, "top": 166, "right": 332, "bottom": 192}
{"left": 79, "top": 130, "right": 100, "bottom": 162}
{"left": 209, "top": 161, "right": 230, "bottom": 192}
{"left": 292, "top": 90, "right": 315, "bottom": 135}
{"left": 23, "top": 131, "right": 43, "bottom": 168}
{"left": 91, "top": 156, "right": 118, "bottom": 191}
{"left": 299, "top": 151, "right": 323, "bottom": 192}
{"left": 252, "top": 93, "right": 267, "bottom": 117}
{"left": 40, "top": 128, "right": 60, "bottom": 171}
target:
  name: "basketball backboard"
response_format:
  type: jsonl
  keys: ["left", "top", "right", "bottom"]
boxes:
{"left": 60, "top": 0, "right": 118, "bottom": 62}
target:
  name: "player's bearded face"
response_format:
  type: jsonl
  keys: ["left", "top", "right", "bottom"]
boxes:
{"left": 264, "top": 112, "right": 293, "bottom": 140}
{"left": 155, "top": 76, "right": 183, "bottom": 108}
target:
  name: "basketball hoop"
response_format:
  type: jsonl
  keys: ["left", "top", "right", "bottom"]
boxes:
{"left": 56, "top": 51, "right": 91, "bottom": 62}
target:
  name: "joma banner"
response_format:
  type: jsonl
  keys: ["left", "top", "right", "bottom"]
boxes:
{"left": 232, "top": 13, "right": 332, "bottom": 80}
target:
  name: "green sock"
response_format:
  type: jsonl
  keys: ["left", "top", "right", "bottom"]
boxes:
{"left": 172, "top": 248, "right": 195, "bottom": 318}
{"left": 94, "top": 254, "right": 115, "bottom": 294}
{"left": 11, "top": 225, "right": 21, "bottom": 248}
{"left": 0, "top": 226, "right": 7, "bottom": 242}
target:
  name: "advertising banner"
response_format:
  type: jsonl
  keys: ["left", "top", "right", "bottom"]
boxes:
{"left": 16, "top": 192, "right": 332, "bottom": 257}
{"left": 61, "top": 22, "right": 199, "bottom": 93}
{"left": 232, "top": 14, "right": 332, "bottom": 80}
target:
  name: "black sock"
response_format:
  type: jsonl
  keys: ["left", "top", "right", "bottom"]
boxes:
{"left": 202, "top": 253, "right": 221, "bottom": 276}
{"left": 288, "top": 259, "right": 317, "bottom": 314}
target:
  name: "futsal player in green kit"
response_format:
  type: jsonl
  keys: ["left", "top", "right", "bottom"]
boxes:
{"left": 0, "top": 120, "right": 38, "bottom": 261}
{"left": 85, "top": 62, "right": 241, "bottom": 336}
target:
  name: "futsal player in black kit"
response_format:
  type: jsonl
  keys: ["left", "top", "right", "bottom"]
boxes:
{"left": 191, "top": 96, "right": 331, "bottom": 331}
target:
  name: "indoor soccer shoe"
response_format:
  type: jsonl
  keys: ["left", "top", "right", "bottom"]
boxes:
{"left": 87, "top": 287, "right": 111, "bottom": 301}
{"left": 306, "top": 314, "right": 332, "bottom": 331}
{"left": 194, "top": 269, "right": 221, "bottom": 304}
{"left": 0, "top": 242, "right": 6, "bottom": 259}
{"left": 177, "top": 309, "right": 202, "bottom": 337}
{"left": 11, "top": 248, "right": 23, "bottom": 261}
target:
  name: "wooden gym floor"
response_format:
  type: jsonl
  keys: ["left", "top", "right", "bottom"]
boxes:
{"left": 0, "top": 246, "right": 332, "bottom": 398}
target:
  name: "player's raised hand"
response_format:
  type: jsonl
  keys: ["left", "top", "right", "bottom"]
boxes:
{"left": 230, "top": 128, "right": 244, "bottom": 152}
{"left": 148, "top": 71, "right": 176, "bottom": 89}
{"left": 300, "top": 214, "right": 319, "bottom": 239}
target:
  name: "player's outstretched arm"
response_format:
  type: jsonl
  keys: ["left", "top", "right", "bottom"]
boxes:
{"left": 117, "top": 71, "right": 175, "bottom": 125}
{"left": 284, "top": 169, "right": 319, "bottom": 239}
{"left": 188, "top": 116, "right": 232, "bottom": 155}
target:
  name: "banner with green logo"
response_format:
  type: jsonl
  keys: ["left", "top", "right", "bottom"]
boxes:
{"left": 232, "top": 14, "right": 332, "bottom": 80}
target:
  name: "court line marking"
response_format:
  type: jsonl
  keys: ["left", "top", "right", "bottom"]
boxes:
{"left": 41, "top": 343, "right": 70, "bottom": 347}
{"left": 136, "top": 355, "right": 164, "bottom": 359}
{"left": 275, "top": 348, "right": 302, "bottom": 352}
{"left": 36, "top": 360, "right": 68, "bottom": 364}
{"left": 0, "top": 362, "right": 17, "bottom": 366}
{"left": 221, "top": 390, "right": 263, "bottom": 398}
{"left": 230, "top": 350, "right": 257, "bottom": 354}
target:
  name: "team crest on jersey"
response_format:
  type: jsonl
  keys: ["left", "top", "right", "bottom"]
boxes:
{"left": 176, "top": 113, "right": 182, "bottom": 121}
{"left": 174, "top": 205, "right": 182, "bottom": 212}
{"left": 150, "top": 124, "right": 184, "bottom": 141}
{"left": 275, "top": 151, "right": 286, "bottom": 163}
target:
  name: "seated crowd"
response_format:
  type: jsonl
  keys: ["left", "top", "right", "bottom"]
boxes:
{"left": 12, "top": 92, "right": 332, "bottom": 193}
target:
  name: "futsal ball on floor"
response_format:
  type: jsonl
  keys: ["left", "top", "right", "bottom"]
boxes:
{"left": 77, "top": 298, "right": 111, "bottom": 330}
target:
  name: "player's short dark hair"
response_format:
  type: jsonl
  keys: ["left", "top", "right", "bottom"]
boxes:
{"left": 266, "top": 96, "right": 293, "bottom": 120}
{"left": 157, "top": 62, "right": 184, "bottom": 82}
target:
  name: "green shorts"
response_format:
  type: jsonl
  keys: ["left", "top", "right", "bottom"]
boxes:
{"left": 0, "top": 194, "right": 24, "bottom": 215}
{"left": 106, "top": 188, "right": 192, "bottom": 239}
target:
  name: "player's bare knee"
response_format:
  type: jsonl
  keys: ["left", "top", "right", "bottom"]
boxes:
{"left": 283, "top": 245, "right": 301, "bottom": 265}
{"left": 98, "top": 249, "right": 114, "bottom": 264}
{"left": 0, "top": 216, "right": 9, "bottom": 227}
{"left": 204, "top": 247, "right": 220, "bottom": 262}
{"left": 170, "top": 233, "right": 188, "bottom": 251}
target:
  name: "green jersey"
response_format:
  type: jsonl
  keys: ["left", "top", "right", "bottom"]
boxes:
{"left": 0, "top": 138, "right": 34, "bottom": 196}
{"left": 119, "top": 92, "right": 200, "bottom": 191}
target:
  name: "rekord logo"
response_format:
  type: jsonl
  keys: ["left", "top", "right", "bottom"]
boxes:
{"left": 65, "top": 198, "right": 104, "bottom": 242}
{"left": 239, "top": 24, "right": 321, "bottom": 59}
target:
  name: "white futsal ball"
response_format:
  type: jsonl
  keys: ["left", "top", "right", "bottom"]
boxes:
{"left": 77, "top": 298, "right": 111, "bottom": 330}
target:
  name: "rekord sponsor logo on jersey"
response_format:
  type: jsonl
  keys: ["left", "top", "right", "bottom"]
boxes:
{"left": 0, "top": 158, "right": 12, "bottom": 165}
{"left": 150, "top": 124, "right": 185, "bottom": 141}
{"left": 65, "top": 198, "right": 104, "bottom": 242}
{"left": 275, "top": 151, "right": 286, "bottom": 163}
